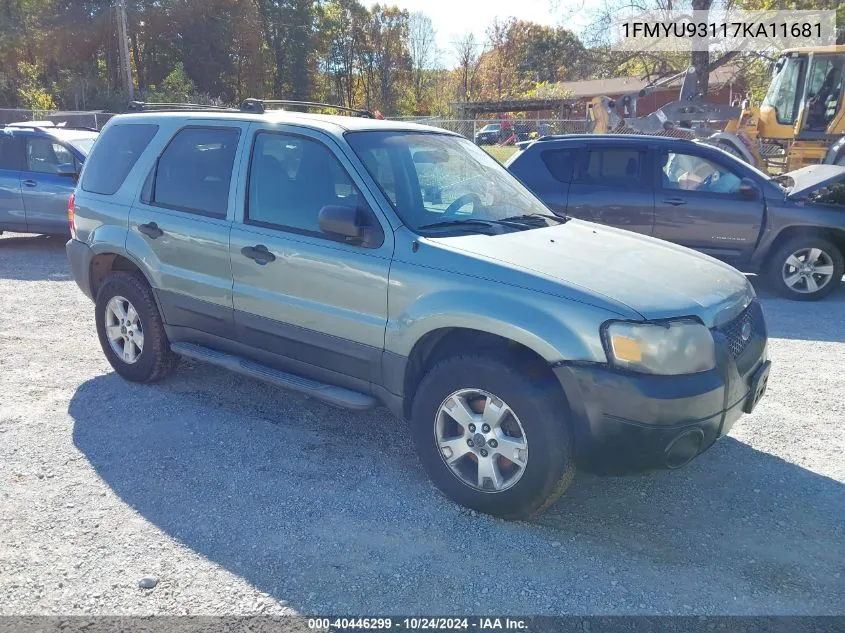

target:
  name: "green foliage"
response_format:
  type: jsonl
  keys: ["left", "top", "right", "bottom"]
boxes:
{"left": 16, "top": 62, "right": 56, "bottom": 110}
{"left": 520, "top": 81, "right": 572, "bottom": 100}
{"left": 149, "top": 63, "right": 195, "bottom": 101}
{"left": 4, "top": 0, "right": 840, "bottom": 117}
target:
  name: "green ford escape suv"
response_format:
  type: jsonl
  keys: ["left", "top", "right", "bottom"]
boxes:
{"left": 66, "top": 100, "right": 771, "bottom": 519}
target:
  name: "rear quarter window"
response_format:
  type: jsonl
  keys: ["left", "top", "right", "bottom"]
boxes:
{"left": 541, "top": 149, "right": 577, "bottom": 183}
{"left": 0, "top": 134, "right": 24, "bottom": 170}
{"left": 81, "top": 123, "right": 158, "bottom": 195}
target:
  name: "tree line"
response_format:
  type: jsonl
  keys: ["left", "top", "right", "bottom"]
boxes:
{"left": 0, "top": 0, "right": 617, "bottom": 115}
{"left": 1, "top": 0, "right": 842, "bottom": 116}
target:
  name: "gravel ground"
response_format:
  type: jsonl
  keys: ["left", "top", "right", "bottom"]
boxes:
{"left": 1, "top": 232, "right": 844, "bottom": 616}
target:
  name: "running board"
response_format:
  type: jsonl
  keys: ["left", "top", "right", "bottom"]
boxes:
{"left": 170, "top": 342, "right": 378, "bottom": 410}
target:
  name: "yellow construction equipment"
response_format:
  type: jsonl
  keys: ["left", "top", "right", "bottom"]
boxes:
{"left": 587, "top": 45, "right": 845, "bottom": 174}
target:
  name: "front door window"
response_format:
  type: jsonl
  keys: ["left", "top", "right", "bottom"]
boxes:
{"left": 662, "top": 152, "right": 742, "bottom": 195}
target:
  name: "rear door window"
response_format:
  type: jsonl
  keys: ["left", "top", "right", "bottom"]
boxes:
{"left": 81, "top": 123, "right": 158, "bottom": 195}
{"left": 152, "top": 127, "right": 240, "bottom": 218}
{"left": 583, "top": 148, "right": 645, "bottom": 185}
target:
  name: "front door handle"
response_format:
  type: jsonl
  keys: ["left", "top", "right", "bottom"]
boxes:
{"left": 241, "top": 244, "right": 276, "bottom": 265}
{"left": 138, "top": 222, "right": 164, "bottom": 239}
{"left": 662, "top": 198, "right": 687, "bottom": 206}
{"left": 23, "top": 179, "right": 37, "bottom": 187}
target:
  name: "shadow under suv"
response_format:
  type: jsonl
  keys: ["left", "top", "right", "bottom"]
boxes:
{"left": 66, "top": 101, "right": 770, "bottom": 519}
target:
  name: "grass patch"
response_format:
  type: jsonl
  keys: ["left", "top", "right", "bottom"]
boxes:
{"left": 483, "top": 145, "right": 518, "bottom": 164}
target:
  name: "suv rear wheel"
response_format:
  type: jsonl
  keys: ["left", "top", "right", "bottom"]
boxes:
{"left": 410, "top": 353, "right": 574, "bottom": 519}
{"left": 767, "top": 236, "right": 844, "bottom": 301}
{"left": 95, "top": 272, "right": 178, "bottom": 382}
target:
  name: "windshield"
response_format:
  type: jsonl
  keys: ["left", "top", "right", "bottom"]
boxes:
{"left": 481, "top": 124, "right": 500, "bottom": 131}
{"left": 762, "top": 55, "right": 805, "bottom": 125}
{"left": 67, "top": 137, "right": 96, "bottom": 156}
{"left": 346, "top": 131, "right": 557, "bottom": 233}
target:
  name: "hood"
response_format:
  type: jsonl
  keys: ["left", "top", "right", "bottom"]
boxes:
{"left": 429, "top": 220, "right": 754, "bottom": 328}
{"left": 778, "top": 164, "right": 845, "bottom": 200}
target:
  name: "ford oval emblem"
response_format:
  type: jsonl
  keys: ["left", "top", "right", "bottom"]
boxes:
{"left": 741, "top": 321, "right": 752, "bottom": 342}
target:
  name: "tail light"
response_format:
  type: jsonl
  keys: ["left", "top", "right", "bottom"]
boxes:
{"left": 68, "top": 193, "right": 77, "bottom": 239}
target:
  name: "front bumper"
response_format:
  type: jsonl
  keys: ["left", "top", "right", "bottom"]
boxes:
{"left": 555, "top": 300, "right": 770, "bottom": 473}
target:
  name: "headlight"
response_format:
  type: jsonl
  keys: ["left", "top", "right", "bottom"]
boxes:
{"left": 603, "top": 319, "right": 716, "bottom": 375}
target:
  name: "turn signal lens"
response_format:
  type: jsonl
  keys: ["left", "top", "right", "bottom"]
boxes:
{"left": 610, "top": 335, "right": 643, "bottom": 363}
{"left": 68, "top": 193, "right": 77, "bottom": 239}
{"left": 604, "top": 319, "right": 716, "bottom": 375}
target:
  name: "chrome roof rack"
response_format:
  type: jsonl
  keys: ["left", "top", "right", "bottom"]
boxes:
{"left": 126, "top": 101, "right": 237, "bottom": 113}
{"left": 239, "top": 98, "right": 375, "bottom": 118}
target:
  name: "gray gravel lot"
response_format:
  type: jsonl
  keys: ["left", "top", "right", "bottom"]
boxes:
{"left": 1, "top": 232, "right": 844, "bottom": 616}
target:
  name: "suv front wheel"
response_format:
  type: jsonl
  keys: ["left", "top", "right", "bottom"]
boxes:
{"left": 411, "top": 353, "right": 575, "bottom": 519}
{"left": 95, "top": 272, "right": 179, "bottom": 382}
{"left": 767, "top": 236, "right": 844, "bottom": 301}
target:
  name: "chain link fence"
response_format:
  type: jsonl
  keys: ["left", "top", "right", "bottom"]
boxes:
{"left": 391, "top": 117, "right": 590, "bottom": 143}
{"left": 0, "top": 108, "right": 115, "bottom": 129}
{"left": 2, "top": 108, "right": 593, "bottom": 142}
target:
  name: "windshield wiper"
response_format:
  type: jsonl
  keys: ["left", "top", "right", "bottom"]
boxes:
{"left": 499, "top": 213, "right": 568, "bottom": 225}
{"left": 416, "top": 219, "right": 501, "bottom": 233}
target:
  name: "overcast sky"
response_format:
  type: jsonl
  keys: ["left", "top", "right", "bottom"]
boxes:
{"left": 387, "top": 0, "right": 594, "bottom": 67}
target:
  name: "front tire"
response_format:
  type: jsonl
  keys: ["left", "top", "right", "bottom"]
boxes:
{"left": 766, "top": 236, "right": 843, "bottom": 301}
{"left": 410, "top": 353, "right": 574, "bottom": 520}
{"left": 95, "top": 272, "right": 178, "bottom": 382}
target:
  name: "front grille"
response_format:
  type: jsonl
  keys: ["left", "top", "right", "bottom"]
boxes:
{"left": 720, "top": 304, "right": 755, "bottom": 359}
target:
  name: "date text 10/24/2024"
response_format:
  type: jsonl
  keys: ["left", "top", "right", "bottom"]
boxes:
{"left": 308, "top": 618, "right": 528, "bottom": 630}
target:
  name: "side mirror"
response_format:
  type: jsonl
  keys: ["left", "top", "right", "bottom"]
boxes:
{"left": 56, "top": 163, "right": 78, "bottom": 181}
{"left": 319, "top": 204, "right": 385, "bottom": 248}
{"left": 739, "top": 178, "right": 758, "bottom": 200}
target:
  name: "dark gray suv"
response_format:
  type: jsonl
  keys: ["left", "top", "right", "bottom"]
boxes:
{"left": 508, "top": 134, "right": 845, "bottom": 301}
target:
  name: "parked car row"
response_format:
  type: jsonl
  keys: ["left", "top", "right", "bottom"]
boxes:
{"left": 0, "top": 122, "right": 98, "bottom": 235}
{"left": 58, "top": 101, "right": 773, "bottom": 519}
{"left": 507, "top": 135, "right": 845, "bottom": 301}
{"left": 474, "top": 122, "right": 532, "bottom": 146}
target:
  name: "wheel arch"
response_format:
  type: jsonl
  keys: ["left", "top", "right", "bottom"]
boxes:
{"left": 763, "top": 225, "right": 845, "bottom": 271}
{"left": 401, "top": 327, "right": 563, "bottom": 420}
{"left": 88, "top": 250, "right": 165, "bottom": 320}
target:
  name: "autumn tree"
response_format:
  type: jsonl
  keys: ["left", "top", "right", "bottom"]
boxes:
{"left": 453, "top": 32, "right": 482, "bottom": 102}
{"left": 408, "top": 11, "right": 438, "bottom": 113}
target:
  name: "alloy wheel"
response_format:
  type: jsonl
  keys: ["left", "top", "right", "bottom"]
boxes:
{"left": 105, "top": 295, "right": 145, "bottom": 364}
{"left": 434, "top": 388, "right": 528, "bottom": 493}
{"left": 781, "top": 247, "right": 836, "bottom": 294}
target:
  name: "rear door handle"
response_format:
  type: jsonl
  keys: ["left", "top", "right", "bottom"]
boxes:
{"left": 241, "top": 244, "right": 276, "bottom": 265}
{"left": 23, "top": 179, "right": 37, "bottom": 187}
{"left": 138, "top": 222, "right": 164, "bottom": 239}
{"left": 662, "top": 198, "right": 687, "bottom": 206}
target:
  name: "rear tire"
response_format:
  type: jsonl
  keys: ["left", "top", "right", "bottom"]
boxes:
{"left": 410, "top": 353, "right": 574, "bottom": 520}
{"left": 95, "top": 272, "right": 179, "bottom": 382}
{"left": 716, "top": 140, "right": 747, "bottom": 162}
{"left": 766, "top": 236, "right": 843, "bottom": 301}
